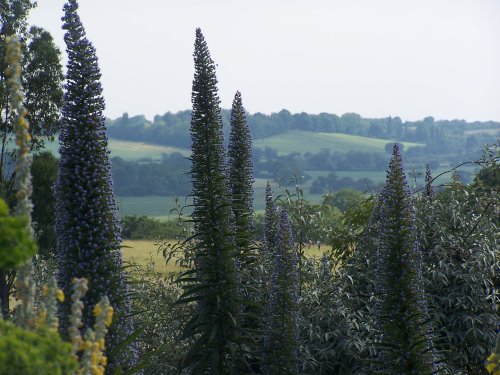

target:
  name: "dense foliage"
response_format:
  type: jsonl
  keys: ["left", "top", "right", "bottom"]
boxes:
{"left": 0, "top": 320, "right": 78, "bottom": 375}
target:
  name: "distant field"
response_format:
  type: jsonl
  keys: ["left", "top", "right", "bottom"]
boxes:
{"left": 122, "top": 239, "right": 179, "bottom": 273}
{"left": 122, "top": 240, "right": 325, "bottom": 274}
{"left": 253, "top": 131, "right": 424, "bottom": 155}
{"left": 117, "top": 195, "right": 191, "bottom": 220}
{"left": 463, "top": 128, "right": 500, "bottom": 136}
{"left": 117, "top": 163, "right": 479, "bottom": 219}
{"left": 41, "top": 133, "right": 422, "bottom": 161}
{"left": 43, "top": 139, "right": 190, "bottom": 160}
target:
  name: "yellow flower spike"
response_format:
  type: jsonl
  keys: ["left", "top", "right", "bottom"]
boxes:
{"left": 42, "top": 285, "right": 49, "bottom": 297}
{"left": 100, "top": 356, "right": 107, "bottom": 366}
{"left": 56, "top": 288, "right": 65, "bottom": 302}
{"left": 93, "top": 304, "right": 102, "bottom": 317}
{"left": 35, "top": 310, "right": 47, "bottom": 327}
{"left": 105, "top": 306, "right": 114, "bottom": 326}
{"left": 98, "top": 338, "right": 105, "bottom": 350}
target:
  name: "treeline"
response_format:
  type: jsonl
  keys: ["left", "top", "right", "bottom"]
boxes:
{"left": 110, "top": 145, "right": 479, "bottom": 198}
{"left": 107, "top": 109, "right": 499, "bottom": 150}
{"left": 111, "top": 153, "right": 190, "bottom": 196}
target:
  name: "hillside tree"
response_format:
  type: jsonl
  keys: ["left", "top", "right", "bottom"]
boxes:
{"left": 0, "top": 0, "right": 63, "bottom": 318}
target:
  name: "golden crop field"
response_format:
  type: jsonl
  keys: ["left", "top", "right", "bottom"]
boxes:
{"left": 122, "top": 239, "right": 327, "bottom": 275}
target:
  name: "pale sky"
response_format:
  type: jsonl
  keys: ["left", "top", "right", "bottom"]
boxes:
{"left": 29, "top": 0, "right": 500, "bottom": 122}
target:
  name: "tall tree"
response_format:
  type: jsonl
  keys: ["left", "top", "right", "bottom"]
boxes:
{"left": 54, "top": 0, "right": 136, "bottom": 370}
{"left": 374, "top": 144, "right": 433, "bottom": 374}
{"left": 0, "top": 0, "right": 63, "bottom": 317}
{"left": 31, "top": 151, "right": 58, "bottom": 258}
{"left": 177, "top": 28, "right": 241, "bottom": 374}
{"left": 262, "top": 209, "right": 300, "bottom": 375}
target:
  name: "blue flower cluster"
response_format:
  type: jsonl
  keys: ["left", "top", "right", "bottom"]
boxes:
{"left": 263, "top": 206, "right": 300, "bottom": 375}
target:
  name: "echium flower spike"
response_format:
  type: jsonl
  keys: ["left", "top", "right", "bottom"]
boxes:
{"left": 5, "top": 35, "right": 36, "bottom": 329}
{"left": 37, "top": 276, "right": 62, "bottom": 330}
{"left": 178, "top": 28, "right": 241, "bottom": 373}
{"left": 55, "top": 0, "right": 137, "bottom": 369}
{"left": 263, "top": 209, "right": 300, "bottom": 375}
{"left": 5, "top": 36, "right": 33, "bottom": 222}
{"left": 424, "top": 164, "right": 434, "bottom": 200}
{"left": 68, "top": 277, "right": 88, "bottom": 356}
{"left": 228, "top": 91, "right": 254, "bottom": 260}
{"left": 264, "top": 182, "right": 279, "bottom": 252}
{"left": 374, "top": 144, "right": 433, "bottom": 374}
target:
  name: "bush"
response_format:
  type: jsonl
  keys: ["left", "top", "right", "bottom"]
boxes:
{"left": 0, "top": 320, "right": 78, "bottom": 375}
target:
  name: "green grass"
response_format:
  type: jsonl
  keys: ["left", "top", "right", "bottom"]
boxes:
{"left": 43, "top": 139, "right": 190, "bottom": 161}
{"left": 253, "top": 131, "right": 424, "bottom": 155}
{"left": 117, "top": 195, "right": 191, "bottom": 220}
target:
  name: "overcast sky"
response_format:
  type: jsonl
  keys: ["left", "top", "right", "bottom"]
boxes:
{"left": 29, "top": 0, "right": 500, "bottom": 122}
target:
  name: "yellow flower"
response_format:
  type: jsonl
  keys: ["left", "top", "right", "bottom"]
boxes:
{"left": 100, "top": 356, "right": 107, "bottom": 366}
{"left": 56, "top": 288, "right": 65, "bottom": 302}
{"left": 35, "top": 310, "right": 47, "bottom": 327}
{"left": 42, "top": 285, "right": 49, "bottom": 297}
{"left": 93, "top": 304, "right": 102, "bottom": 317}
{"left": 105, "top": 306, "right": 114, "bottom": 326}
{"left": 98, "top": 338, "right": 105, "bottom": 350}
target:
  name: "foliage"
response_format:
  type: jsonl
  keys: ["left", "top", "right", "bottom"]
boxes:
{"left": 417, "top": 167, "right": 499, "bottom": 373}
{"left": 0, "top": 0, "right": 63, "bottom": 202}
{"left": 128, "top": 261, "right": 194, "bottom": 375}
{"left": 0, "top": 198, "right": 36, "bottom": 269}
{"left": 54, "top": 0, "right": 136, "bottom": 370}
{"left": 0, "top": 320, "right": 78, "bottom": 375}
{"left": 121, "top": 215, "right": 183, "bottom": 240}
{"left": 176, "top": 28, "right": 241, "bottom": 374}
{"left": 31, "top": 151, "right": 58, "bottom": 258}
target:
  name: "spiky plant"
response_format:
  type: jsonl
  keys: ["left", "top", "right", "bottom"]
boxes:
{"left": 262, "top": 209, "right": 300, "bottom": 375}
{"left": 374, "top": 144, "right": 433, "bottom": 374}
{"left": 227, "top": 90, "right": 254, "bottom": 265}
{"left": 177, "top": 28, "right": 241, "bottom": 374}
{"left": 54, "top": 0, "right": 136, "bottom": 370}
{"left": 264, "top": 182, "right": 279, "bottom": 252}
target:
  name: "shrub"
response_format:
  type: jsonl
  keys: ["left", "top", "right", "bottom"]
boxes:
{"left": 0, "top": 320, "right": 78, "bottom": 375}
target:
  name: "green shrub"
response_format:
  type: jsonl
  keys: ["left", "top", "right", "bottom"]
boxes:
{"left": 0, "top": 320, "right": 78, "bottom": 375}
{"left": 0, "top": 198, "right": 37, "bottom": 269}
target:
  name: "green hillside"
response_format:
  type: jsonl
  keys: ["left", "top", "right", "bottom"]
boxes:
{"left": 253, "top": 131, "right": 424, "bottom": 155}
{"left": 43, "top": 139, "right": 190, "bottom": 160}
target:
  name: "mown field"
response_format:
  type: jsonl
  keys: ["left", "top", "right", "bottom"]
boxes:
{"left": 253, "top": 131, "right": 424, "bottom": 155}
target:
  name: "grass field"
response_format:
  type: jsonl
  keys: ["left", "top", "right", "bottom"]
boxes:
{"left": 121, "top": 239, "right": 326, "bottom": 275}
{"left": 253, "top": 131, "right": 424, "bottom": 155}
{"left": 43, "top": 139, "right": 190, "bottom": 160}
{"left": 122, "top": 239, "right": 179, "bottom": 273}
